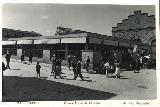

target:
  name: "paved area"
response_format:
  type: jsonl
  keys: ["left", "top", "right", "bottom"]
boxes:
{"left": 2, "top": 59, "right": 157, "bottom": 101}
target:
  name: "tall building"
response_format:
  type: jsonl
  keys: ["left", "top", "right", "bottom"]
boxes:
{"left": 112, "top": 10, "right": 156, "bottom": 60}
{"left": 112, "top": 10, "right": 155, "bottom": 45}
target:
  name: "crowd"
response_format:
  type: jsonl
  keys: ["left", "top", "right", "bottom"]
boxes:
{"left": 50, "top": 54, "right": 84, "bottom": 80}
{"left": 2, "top": 50, "right": 153, "bottom": 80}
{"left": 2, "top": 51, "right": 86, "bottom": 81}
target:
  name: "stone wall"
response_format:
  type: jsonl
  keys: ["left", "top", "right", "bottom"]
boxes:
{"left": 112, "top": 10, "right": 155, "bottom": 44}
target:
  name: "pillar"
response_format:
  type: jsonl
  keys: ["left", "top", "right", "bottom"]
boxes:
{"left": 17, "top": 49, "right": 22, "bottom": 59}
{"left": 43, "top": 50, "right": 50, "bottom": 63}
{"left": 64, "top": 44, "right": 68, "bottom": 60}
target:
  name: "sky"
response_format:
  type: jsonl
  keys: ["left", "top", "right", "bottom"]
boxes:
{"left": 2, "top": 4, "right": 155, "bottom": 36}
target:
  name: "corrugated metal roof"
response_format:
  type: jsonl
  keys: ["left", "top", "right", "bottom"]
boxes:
{"left": 8, "top": 33, "right": 88, "bottom": 40}
{"left": 5, "top": 31, "right": 144, "bottom": 46}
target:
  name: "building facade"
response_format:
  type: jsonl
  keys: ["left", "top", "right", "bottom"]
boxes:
{"left": 2, "top": 27, "right": 152, "bottom": 70}
{"left": 2, "top": 11, "right": 156, "bottom": 70}
{"left": 112, "top": 10, "right": 156, "bottom": 59}
{"left": 112, "top": 10, "right": 155, "bottom": 44}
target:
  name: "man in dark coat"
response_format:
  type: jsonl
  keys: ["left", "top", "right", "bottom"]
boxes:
{"left": 86, "top": 56, "right": 90, "bottom": 71}
{"left": 5, "top": 51, "right": 11, "bottom": 69}
{"left": 2, "top": 62, "right": 6, "bottom": 95}
{"left": 54, "top": 57, "right": 63, "bottom": 79}
{"left": 50, "top": 54, "right": 56, "bottom": 75}
{"left": 71, "top": 56, "right": 77, "bottom": 77}
{"left": 29, "top": 52, "right": 33, "bottom": 63}
{"left": 36, "top": 62, "right": 41, "bottom": 78}
{"left": 21, "top": 53, "right": 25, "bottom": 63}
{"left": 68, "top": 55, "right": 72, "bottom": 70}
{"left": 132, "top": 53, "right": 141, "bottom": 73}
{"left": 74, "top": 58, "right": 84, "bottom": 81}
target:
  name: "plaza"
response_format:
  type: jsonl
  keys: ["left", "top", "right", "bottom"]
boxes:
{"left": 2, "top": 5, "right": 156, "bottom": 102}
{"left": 2, "top": 58, "right": 156, "bottom": 101}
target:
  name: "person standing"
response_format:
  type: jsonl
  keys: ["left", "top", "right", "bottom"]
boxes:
{"left": 50, "top": 54, "right": 56, "bottom": 75}
{"left": 132, "top": 53, "right": 141, "bottom": 73}
{"left": 54, "top": 57, "right": 63, "bottom": 79}
{"left": 67, "top": 55, "right": 72, "bottom": 70}
{"left": 74, "top": 58, "right": 84, "bottom": 80}
{"left": 2, "top": 62, "right": 6, "bottom": 95}
{"left": 86, "top": 56, "right": 90, "bottom": 71}
{"left": 21, "top": 53, "right": 25, "bottom": 63}
{"left": 71, "top": 56, "right": 77, "bottom": 77}
{"left": 135, "top": 58, "right": 141, "bottom": 73}
{"left": 99, "top": 60, "right": 105, "bottom": 74}
{"left": 114, "top": 59, "right": 121, "bottom": 79}
{"left": 36, "top": 62, "right": 41, "bottom": 78}
{"left": 29, "top": 52, "right": 33, "bottom": 63}
{"left": 5, "top": 51, "right": 11, "bottom": 69}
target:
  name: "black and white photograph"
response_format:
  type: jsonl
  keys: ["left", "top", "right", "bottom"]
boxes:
{"left": 1, "top": 0, "right": 159, "bottom": 105}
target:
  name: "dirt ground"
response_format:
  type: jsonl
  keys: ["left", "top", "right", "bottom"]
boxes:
{"left": 2, "top": 59, "right": 157, "bottom": 101}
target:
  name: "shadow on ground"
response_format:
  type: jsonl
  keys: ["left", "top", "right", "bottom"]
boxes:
{"left": 2, "top": 76, "right": 116, "bottom": 102}
{"left": 11, "top": 69, "right": 21, "bottom": 70}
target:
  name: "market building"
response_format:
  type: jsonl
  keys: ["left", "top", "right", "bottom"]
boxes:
{"left": 112, "top": 10, "right": 156, "bottom": 59}
{"left": 2, "top": 10, "right": 156, "bottom": 70}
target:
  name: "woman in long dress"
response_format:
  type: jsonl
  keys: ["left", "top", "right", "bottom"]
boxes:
{"left": 115, "top": 59, "right": 121, "bottom": 78}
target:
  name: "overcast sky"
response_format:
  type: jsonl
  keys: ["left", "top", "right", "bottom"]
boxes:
{"left": 2, "top": 4, "right": 155, "bottom": 36}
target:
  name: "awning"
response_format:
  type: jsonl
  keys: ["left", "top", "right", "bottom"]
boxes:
{"left": 103, "top": 40, "right": 118, "bottom": 46}
{"left": 34, "top": 39, "right": 60, "bottom": 44}
{"left": 119, "top": 42, "right": 130, "bottom": 47}
{"left": 17, "top": 40, "right": 33, "bottom": 44}
{"left": 2, "top": 41, "right": 16, "bottom": 45}
{"left": 89, "top": 37, "right": 102, "bottom": 44}
{"left": 61, "top": 37, "right": 86, "bottom": 43}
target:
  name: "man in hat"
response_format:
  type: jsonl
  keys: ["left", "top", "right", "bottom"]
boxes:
{"left": 29, "top": 52, "right": 33, "bottom": 64}
{"left": 54, "top": 57, "right": 63, "bottom": 79}
{"left": 5, "top": 50, "right": 11, "bottom": 69}
{"left": 67, "top": 55, "right": 72, "bottom": 70}
{"left": 71, "top": 56, "right": 77, "bottom": 77}
{"left": 50, "top": 54, "right": 56, "bottom": 75}
{"left": 2, "top": 62, "right": 7, "bottom": 95}
{"left": 74, "top": 58, "right": 84, "bottom": 80}
{"left": 86, "top": 56, "right": 90, "bottom": 71}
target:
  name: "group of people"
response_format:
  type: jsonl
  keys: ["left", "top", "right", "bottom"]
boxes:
{"left": 99, "top": 59, "right": 122, "bottom": 79}
{"left": 50, "top": 54, "right": 84, "bottom": 80}
{"left": 3, "top": 50, "right": 151, "bottom": 80}
{"left": 130, "top": 53, "right": 150, "bottom": 73}
{"left": 68, "top": 55, "right": 90, "bottom": 72}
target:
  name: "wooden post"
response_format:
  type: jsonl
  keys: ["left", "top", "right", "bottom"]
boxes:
{"left": 65, "top": 44, "right": 68, "bottom": 60}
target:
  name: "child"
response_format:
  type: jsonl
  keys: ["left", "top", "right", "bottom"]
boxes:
{"left": 36, "top": 62, "right": 41, "bottom": 78}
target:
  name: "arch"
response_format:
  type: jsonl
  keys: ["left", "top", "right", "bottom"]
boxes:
{"left": 148, "top": 37, "right": 156, "bottom": 46}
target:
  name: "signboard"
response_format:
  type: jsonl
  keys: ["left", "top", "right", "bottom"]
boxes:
{"left": 17, "top": 40, "right": 33, "bottom": 44}
{"left": 34, "top": 39, "right": 60, "bottom": 44}
{"left": 2, "top": 41, "right": 16, "bottom": 45}
{"left": 61, "top": 37, "right": 86, "bottom": 43}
